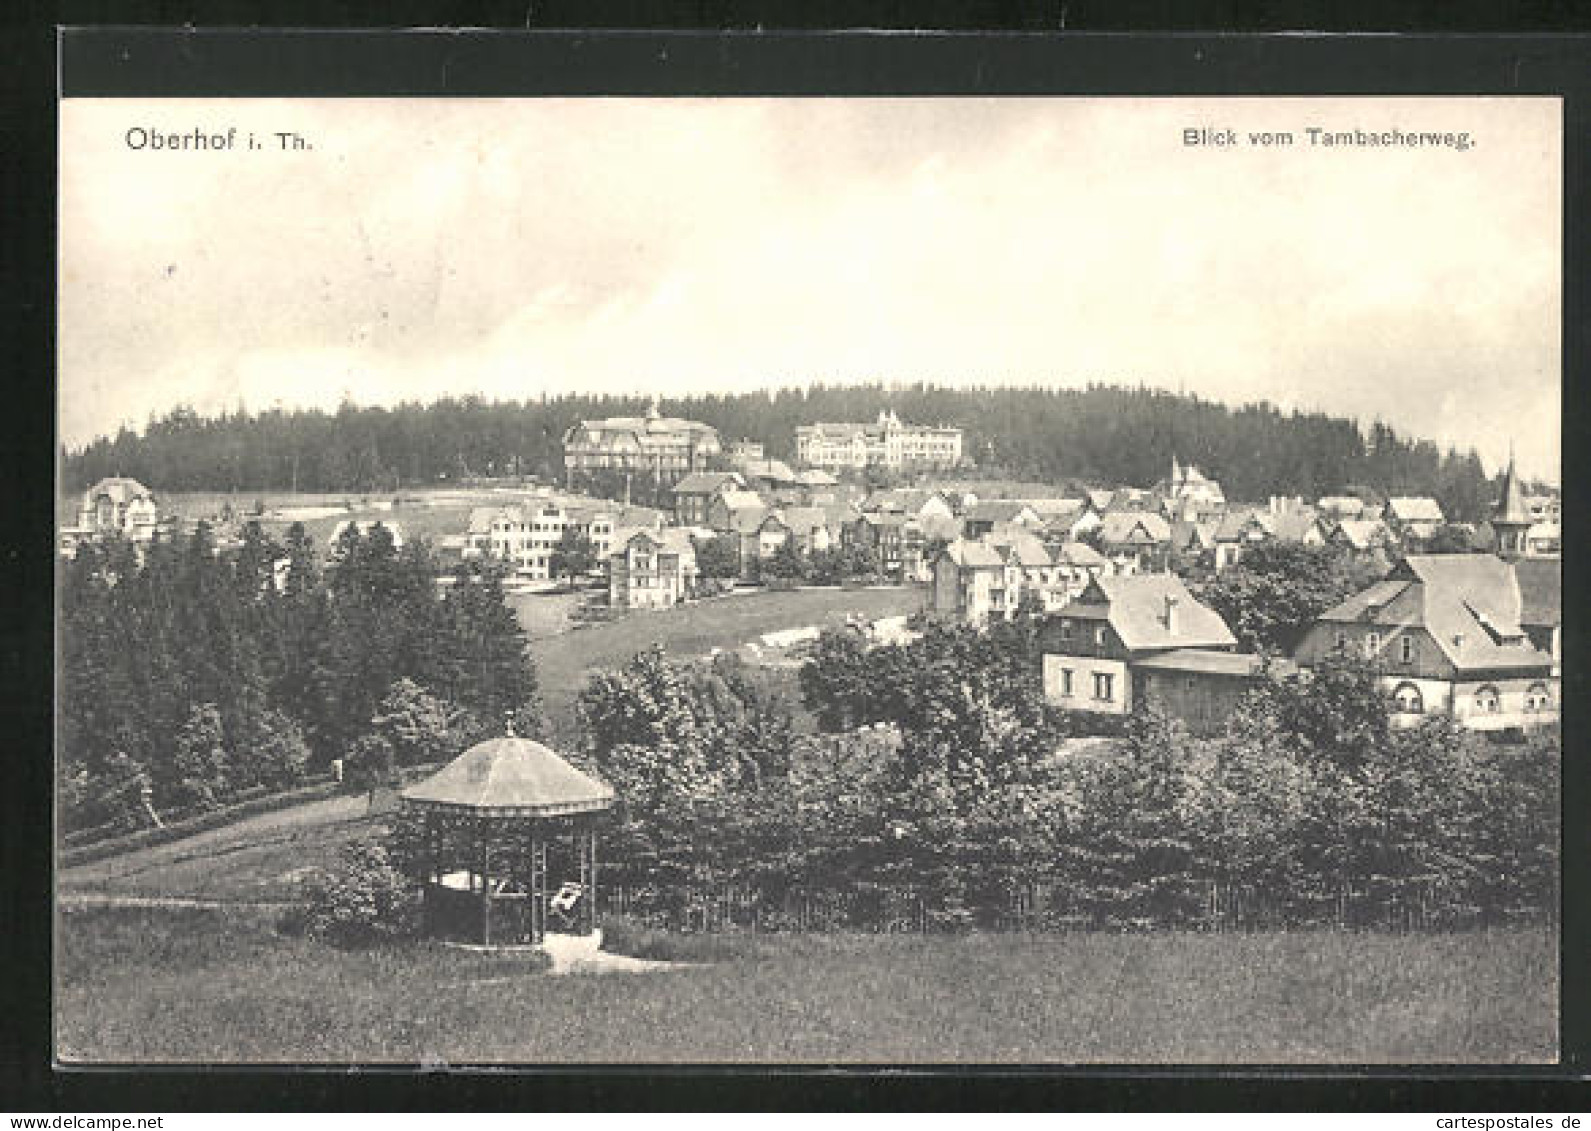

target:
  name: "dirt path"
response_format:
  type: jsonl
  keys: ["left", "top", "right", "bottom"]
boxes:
{"left": 58, "top": 792, "right": 379, "bottom": 899}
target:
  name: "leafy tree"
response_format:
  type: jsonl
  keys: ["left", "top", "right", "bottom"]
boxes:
{"left": 368, "top": 678, "right": 457, "bottom": 768}
{"left": 1194, "top": 542, "right": 1386, "bottom": 653}
{"left": 162, "top": 702, "right": 232, "bottom": 812}
{"left": 549, "top": 526, "right": 597, "bottom": 589}
{"left": 762, "top": 536, "right": 807, "bottom": 582}
{"left": 693, "top": 533, "right": 742, "bottom": 583}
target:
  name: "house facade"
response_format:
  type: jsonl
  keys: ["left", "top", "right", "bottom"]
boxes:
{"left": 1293, "top": 554, "right": 1558, "bottom": 735}
{"left": 64, "top": 477, "right": 161, "bottom": 551}
{"left": 608, "top": 528, "right": 699, "bottom": 610}
{"left": 1037, "top": 573, "right": 1238, "bottom": 717}
{"left": 671, "top": 471, "right": 745, "bottom": 527}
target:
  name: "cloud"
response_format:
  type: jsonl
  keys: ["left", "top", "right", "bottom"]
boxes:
{"left": 59, "top": 96, "right": 1560, "bottom": 481}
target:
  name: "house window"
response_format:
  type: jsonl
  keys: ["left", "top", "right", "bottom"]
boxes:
{"left": 1092, "top": 671, "right": 1114, "bottom": 702}
{"left": 1474, "top": 685, "right": 1501, "bottom": 713}
{"left": 1392, "top": 682, "right": 1424, "bottom": 715}
{"left": 1525, "top": 683, "right": 1552, "bottom": 712}
{"left": 1400, "top": 636, "right": 1415, "bottom": 665}
{"left": 1060, "top": 621, "right": 1072, "bottom": 641}
{"left": 1334, "top": 630, "right": 1348, "bottom": 652}
{"left": 1365, "top": 632, "right": 1382, "bottom": 657}
{"left": 1094, "top": 626, "right": 1107, "bottom": 648}
{"left": 1060, "top": 668, "right": 1074, "bottom": 697}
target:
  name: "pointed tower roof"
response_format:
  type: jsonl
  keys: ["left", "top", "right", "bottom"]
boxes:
{"left": 1495, "top": 447, "right": 1533, "bottom": 527}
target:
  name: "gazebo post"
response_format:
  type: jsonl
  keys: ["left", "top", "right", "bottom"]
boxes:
{"left": 480, "top": 818, "right": 493, "bottom": 947}
{"left": 529, "top": 823, "right": 547, "bottom": 946}
{"left": 580, "top": 823, "right": 597, "bottom": 936}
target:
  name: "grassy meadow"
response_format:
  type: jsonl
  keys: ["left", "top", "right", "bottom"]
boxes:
{"left": 57, "top": 905, "right": 1557, "bottom": 1064}
{"left": 528, "top": 585, "right": 924, "bottom": 741}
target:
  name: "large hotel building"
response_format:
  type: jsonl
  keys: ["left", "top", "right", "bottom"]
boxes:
{"left": 562, "top": 400, "right": 722, "bottom": 485}
{"left": 795, "top": 410, "right": 964, "bottom": 472}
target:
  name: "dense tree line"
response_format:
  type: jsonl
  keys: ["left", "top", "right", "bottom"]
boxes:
{"left": 63, "top": 384, "right": 1516, "bottom": 519}
{"left": 58, "top": 522, "right": 538, "bottom": 832}
{"left": 565, "top": 624, "right": 1557, "bottom": 931}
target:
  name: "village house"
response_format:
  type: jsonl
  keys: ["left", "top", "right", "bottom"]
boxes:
{"left": 930, "top": 538, "right": 1010, "bottom": 624}
{"left": 562, "top": 398, "right": 722, "bottom": 486}
{"left": 1317, "top": 495, "right": 1368, "bottom": 521}
{"left": 705, "top": 489, "right": 769, "bottom": 535}
{"left": 1328, "top": 517, "right": 1392, "bottom": 556}
{"left": 963, "top": 499, "right": 1044, "bottom": 539}
{"left": 929, "top": 529, "right": 1075, "bottom": 625}
{"left": 1095, "top": 510, "right": 1173, "bottom": 574}
{"left": 848, "top": 509, "right": 929, "bottom": 581}
{"left": 862, "top": 487, "right": 961, "bottom": 538}
{"left": 1384, "top": 496, "right": 1447, "bottom": 544}
{"left": 1037, "top": 573, "right": 1238, "bottom": 718}
{"left": 670, "top": 470, "right": 746, "bottom": 527}
{"left": 1050, "top": 540, "right": 1112, "bottom": 602}
{"left": 1212, "top": 507, "right": 1274, "bottom": 571}
{"left": 778, "top": 506, "right": 840, "bottom": 556}
{"left": 736, "top": 456, "right": 801, "bottom": 493}
{"left": 608, "top": 527, "right": 699, "bottom": 611}
{"left": 62, "top": 477, "right": 162, "bottom": 552}
{"left": 1170, "top": 518, "right": 1219, "bottom": 564}
{"left": 1293, "top": 554, "right": 1558, "bottom": 736}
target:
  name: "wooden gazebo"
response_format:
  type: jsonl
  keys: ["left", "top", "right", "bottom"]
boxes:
{"left": 399, "top": 734, "right": 615, "bottom": 946}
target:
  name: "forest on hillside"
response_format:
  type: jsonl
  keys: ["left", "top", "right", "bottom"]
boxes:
{"left": 62, "top": 383, "right": 1518, "bottom": 521}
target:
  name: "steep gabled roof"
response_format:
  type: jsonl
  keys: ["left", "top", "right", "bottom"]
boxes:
{"left": 1314, "top": 554, "right": 1550, "bottom": 672}
{"left": 1513, "top": 557, "right": 1561, "bottom": 627}
{"left": 1214, "top": 507, "right": 1275, "bottom": 543}
{"left": 673, "top": 471, "right": 745, "bottom": 496}
{"left": 990, "top": 530, "right": 1053, "bottom": 568}
{"left": 1098, "top": 510, "right": 1172, "bottom": 547}
{"left": 1052, "top": 541, "right": 1108, "bottom": 568}
{"left": 1071, "top": 573, "right": 1237, "bottom": 652}
{"left": 1387, "top": 496, "right": 1445, "bottom": 524}
{"left": 1332, "top": 518, "right": 1388, "bottom": 550}
{"left": 966, "top": 499, "right": 1039, "bottom": 525}
{"left": 944, "top": 538, "right": 1006, "bottom": 570}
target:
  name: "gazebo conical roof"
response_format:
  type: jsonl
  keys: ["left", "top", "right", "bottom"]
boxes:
{"left": 400, "top": 735, "right": 615, "bottom": 818}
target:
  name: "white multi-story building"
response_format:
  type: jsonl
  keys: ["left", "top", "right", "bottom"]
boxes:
{"left": 794, "top": 410, "right": 962, "bottom": 472}
{"left": 462, "top": 501, "right": 640, "bottom": 580}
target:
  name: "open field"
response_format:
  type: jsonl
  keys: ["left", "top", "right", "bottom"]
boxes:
{"left": 56, "top": 905, "right": 1557, "bottom": 1064}
{"left": 529, "top": 585, "right": 925, "bottom": 741}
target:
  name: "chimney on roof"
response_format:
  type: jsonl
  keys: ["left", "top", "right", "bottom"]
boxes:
{"left": 1164, "top": 592, "right": 1179, "bottom": 634}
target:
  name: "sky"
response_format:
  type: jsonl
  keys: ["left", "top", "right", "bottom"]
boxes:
{"left": 59, "top": 96, "right": 1561, "bottom": 481}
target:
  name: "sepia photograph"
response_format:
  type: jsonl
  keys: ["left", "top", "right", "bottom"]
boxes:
{"left": 55, "top": 91, "right": 1561, "bottom": 1065}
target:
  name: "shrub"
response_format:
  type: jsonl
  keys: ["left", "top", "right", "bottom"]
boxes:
{"left": 296, "top": 839, "right": 421, "bottom": 948}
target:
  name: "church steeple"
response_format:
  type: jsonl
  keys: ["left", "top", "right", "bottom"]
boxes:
{"left": 1492, "top": 442, "right": 1533, "bottom": 557}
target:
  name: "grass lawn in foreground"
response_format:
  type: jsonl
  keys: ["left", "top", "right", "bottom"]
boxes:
{"left": 56, "top": 906, "right": 1557, "bottom": 1064}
